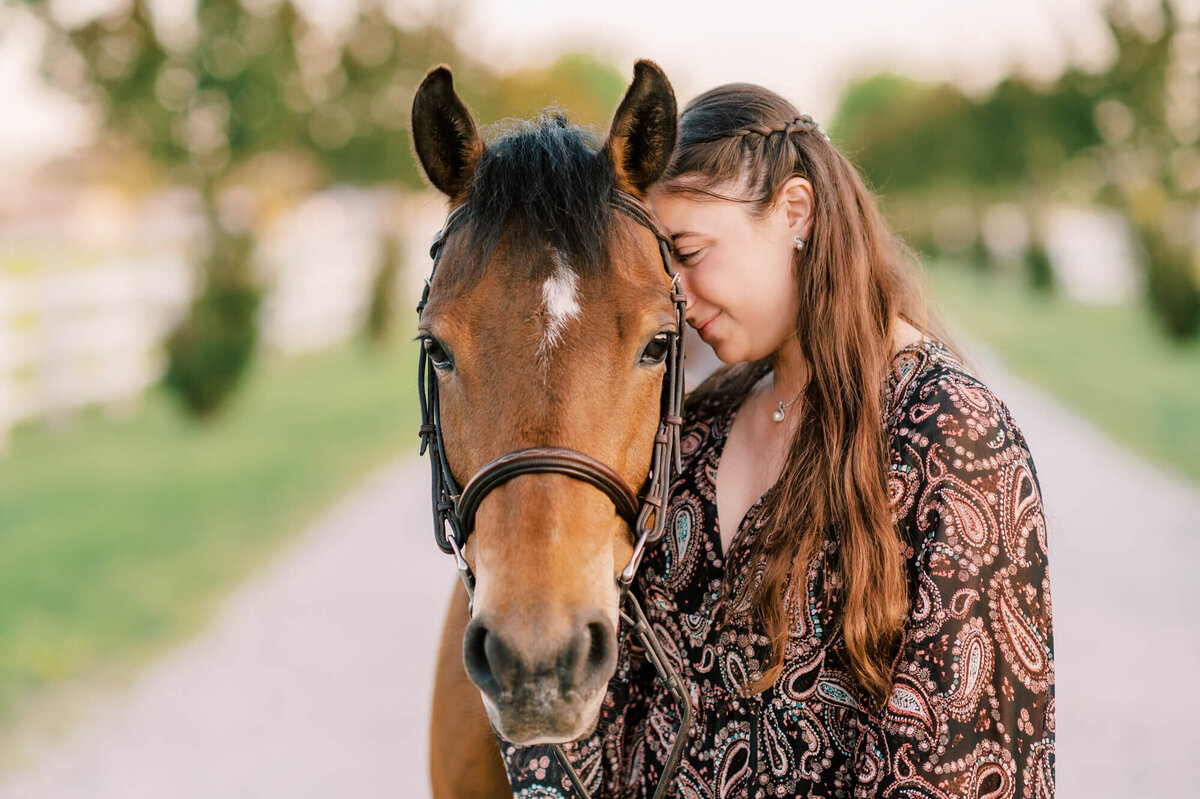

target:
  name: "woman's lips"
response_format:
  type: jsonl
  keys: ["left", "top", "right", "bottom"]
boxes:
{"left": 696, "top": 312, "right": 719, "bottom": 338}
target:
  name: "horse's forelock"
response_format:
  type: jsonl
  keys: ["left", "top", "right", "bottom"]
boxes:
{"left": 449, "top": 113, "right": 617, "bottom": 282}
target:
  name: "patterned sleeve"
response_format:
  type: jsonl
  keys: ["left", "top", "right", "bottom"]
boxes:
{"left": 856, "top": 372, "right": 1056, "bottom": 798}
{"left": 502, "top": 732, "right": 613, "bottom": 798}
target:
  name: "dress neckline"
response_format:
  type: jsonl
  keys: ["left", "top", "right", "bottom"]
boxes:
{"left": 704, "top": 336, "right": 941, "bottom": 562}
{"left": 708, "top": 395, "right": 776, "bottom": 562}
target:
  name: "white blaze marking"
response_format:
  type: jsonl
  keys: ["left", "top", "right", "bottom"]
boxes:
{"left": 538, "top": 254, "right": 580, "bottom": 358}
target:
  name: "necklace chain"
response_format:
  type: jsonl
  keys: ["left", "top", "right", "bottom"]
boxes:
{"left": 770, "top": 379, "right": 802, "bottom": 423}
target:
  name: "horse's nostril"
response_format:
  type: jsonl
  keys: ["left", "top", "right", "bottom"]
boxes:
{"left": 558, "top": 617, "right": 616, "bottom": 693}
{"left": 468, "top": 613, "right": 617, "bottom": 702}
{"left": 462, "top": 619, "right": 503, "bottom": 701}
{"left": 585, "top": 621, "right": 612, "bottom": 674}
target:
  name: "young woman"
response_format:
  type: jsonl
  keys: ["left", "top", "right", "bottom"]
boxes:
{"left": 503, "top": 83, "right": 1055, "bottom": 798}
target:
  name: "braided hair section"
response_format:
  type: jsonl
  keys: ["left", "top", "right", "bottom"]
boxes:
{"left": 729, "top": 114, "right": 831, "bottom": 143}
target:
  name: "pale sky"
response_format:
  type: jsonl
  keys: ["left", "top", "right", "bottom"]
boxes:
{"left": 0, "top": 0, "right": 1123, "bottom": 186}
{"left": 448, "top": 0, "right": 1116, "bottom": 116}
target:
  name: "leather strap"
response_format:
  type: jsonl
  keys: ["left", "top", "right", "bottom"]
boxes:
{"left": 458, "top": 447, "right": 640, "bottom": 534}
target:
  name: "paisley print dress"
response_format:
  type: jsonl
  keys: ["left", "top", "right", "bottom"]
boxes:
{"left": 503, "top": 338, "right": 1055, "bottom": 798}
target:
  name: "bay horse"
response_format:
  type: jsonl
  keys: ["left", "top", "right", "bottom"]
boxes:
{"left": 410, "top": 62, "right": 681, "bottom": 797}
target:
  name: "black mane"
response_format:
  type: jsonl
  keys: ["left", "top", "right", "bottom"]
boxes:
{"left": 451, "top": 113, "right": 616, "bottom": 278}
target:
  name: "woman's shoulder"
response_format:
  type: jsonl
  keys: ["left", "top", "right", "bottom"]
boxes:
{"left": 886, "top": 337, "right": 1028, "bottom": 452}
{"left": 884, "top": 338, "right": 1045, "bottom": 540}
{"left": 887, "top": 337, "right": 982, "bottom": 415}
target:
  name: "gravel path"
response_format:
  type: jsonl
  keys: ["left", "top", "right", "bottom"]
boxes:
{"left": 0, "top": 459, "right": 449, "bottom": 799}
{"left": 0, "top": 342, "right": 1196, "bottom": 798}
{"left": 963, "top": 341, "right": 1200, "bottom": 798}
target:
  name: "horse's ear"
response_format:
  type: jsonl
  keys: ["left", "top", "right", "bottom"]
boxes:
{"left": 605, "top": 60, "right": 677, "bottom": 196}
{"left": 411, "top": 65, "right": 483, "bottom": 201}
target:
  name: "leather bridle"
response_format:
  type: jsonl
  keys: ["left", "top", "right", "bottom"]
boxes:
{"left": 416, "top": 189, "right": 691, "bottom": 799}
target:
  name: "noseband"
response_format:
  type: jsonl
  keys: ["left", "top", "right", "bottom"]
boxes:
{"left": 416, "top": 189, "right": 691, "bottom": 799}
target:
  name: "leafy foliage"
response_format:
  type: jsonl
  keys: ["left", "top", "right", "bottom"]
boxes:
{"left": 832, "top": 74, "right": 1100, "bottom": 197}
{"left": 830, "top": 0, "right": 1200, "bottom": 339}
{"left": 29, "top": 0, "right": 628, "bottom": 416}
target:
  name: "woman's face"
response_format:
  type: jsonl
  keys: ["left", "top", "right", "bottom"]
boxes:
{"left": 649, "top": 185, "right": 803, "bottom": 364}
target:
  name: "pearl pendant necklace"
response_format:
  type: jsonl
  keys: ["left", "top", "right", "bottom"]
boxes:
{"left": 771, "top": 386, "right": 802, "bottom": 423}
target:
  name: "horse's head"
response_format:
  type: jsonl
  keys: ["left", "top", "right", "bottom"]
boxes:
{"left": 411, "top": 62, "right": 677, "bottom": 745}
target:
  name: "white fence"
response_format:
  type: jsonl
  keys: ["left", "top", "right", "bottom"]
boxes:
{"left": 0, "top": 188, "right": 442, "bottom": 450}
{"left": 0, "top": 253, "right": 192, "bottom": 447}
{"left": 257, "top": 190, "right": 391, "bottom": 356}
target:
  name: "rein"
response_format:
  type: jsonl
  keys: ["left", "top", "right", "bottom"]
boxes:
{"left": 416, "top": 189, "right": 691, "bottom": 799}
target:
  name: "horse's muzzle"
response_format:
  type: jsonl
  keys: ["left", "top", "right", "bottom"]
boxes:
{"left": 463, "top": 611, "right": 616, "bottom": 743}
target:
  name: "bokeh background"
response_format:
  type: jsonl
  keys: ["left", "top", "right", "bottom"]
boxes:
{"left": 0, "top": 0, "right": 1197, "bottom": 796}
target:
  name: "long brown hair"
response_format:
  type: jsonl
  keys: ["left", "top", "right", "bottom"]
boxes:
{"left": 662, "top": 84, "right": 954, "bottom": 706}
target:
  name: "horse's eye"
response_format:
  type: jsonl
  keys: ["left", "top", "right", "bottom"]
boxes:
{"left": 424, "top": 337, "right": 453, "bottom": 370}
{"left": 639, "top": 332, "right": 672, "bottom": 365}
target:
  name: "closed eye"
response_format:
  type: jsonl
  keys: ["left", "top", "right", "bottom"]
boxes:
{"left": 673, "top": 248, "right": 702, "bottom": 265}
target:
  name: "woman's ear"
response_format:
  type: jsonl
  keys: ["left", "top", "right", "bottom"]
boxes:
{"left": 778, "top": 176, "right": 815, "bottom": 241}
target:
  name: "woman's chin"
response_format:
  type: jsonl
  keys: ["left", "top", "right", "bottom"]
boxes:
{"left": 695, "top": 331, "right": 763, "bottom": 366}
{"left": 709, "top": 341, "right": 750, "bottom": 365}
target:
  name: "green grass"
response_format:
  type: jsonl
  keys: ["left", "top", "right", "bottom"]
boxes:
{"left": 926, "top": 263, "right": 1200, "bottom": 483}
{"left": 0, "top": 336, "right": 419, "bottom": 726}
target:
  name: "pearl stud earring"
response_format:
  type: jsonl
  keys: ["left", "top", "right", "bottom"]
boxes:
{"left": 793, "top": 235, "right": 805, "bottom": 251}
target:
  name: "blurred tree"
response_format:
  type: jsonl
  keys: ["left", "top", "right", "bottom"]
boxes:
{"left": 28, "top": 0, "right": 316, "bottom": 416}
{"left": 831, "top": 75, "right": 976, "bottom": 195}
{"left": 967, "top": 232, "right": 993, "bottom": 275}
{"left": 163, "top": 230, "right": 261, "bottom": 416}
{"left": 487, "top": 53, "right": 627, "bottom": 129}
{"left": 1083, "top": 0, "right": 1200, "bottom": 340}
{"left": 1139, "top": 224, "right": 1200, "bottom": 338}
{"left": 830, "top": 0, "right": 1200, "bottom": 340}
{"left": 1024, "top": 238, "right": 1056, "bottom": 294}
{"left": 26, "top": 0, "right": 629, "bottom": 416}
{"left": 306, "top": 2, "right": 462, "bottom": 187}
{"left": 316, "top": 23, "right": 626, "bottom": 185}
{"left": 832, "top": 74, "right": 1100, "bottom": 198}
{"left": 364, "top": 230, "right": 402, "bottom": 345}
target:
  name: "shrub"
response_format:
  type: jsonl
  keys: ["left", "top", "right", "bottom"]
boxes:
{"left": 163, "top": 233, "right": 263, "bottom": 418}
{"left": 1024, "top": 238, "right": 1055, "bottom": 294}
{"left": 1140, "top": 227, "right": 1200, "bottom": 341}
{"left": 365, "top": 233, "right": 403, "bottom": 345}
